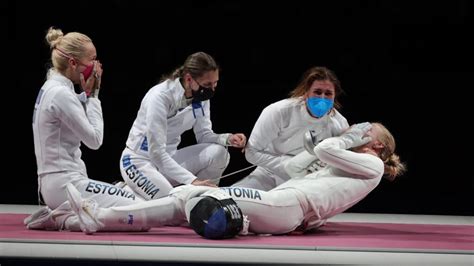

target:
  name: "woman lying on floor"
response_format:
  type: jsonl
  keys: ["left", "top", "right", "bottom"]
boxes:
{"left": 66, "top": 122, "right": 405, "bottom": 239}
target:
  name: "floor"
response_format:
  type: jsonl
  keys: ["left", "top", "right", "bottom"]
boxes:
{"left": 0, "top": 204, "right": 473, "bottom": 265}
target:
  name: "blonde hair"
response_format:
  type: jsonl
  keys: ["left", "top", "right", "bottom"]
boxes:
{"left": 45, "top": 27, "right": 92, "bottom": 73}
{"left": 373, "top": 123, "right": 406, "bottom": 181}
{"left": 289, "top": 66, "right": 344, "bottom": 110}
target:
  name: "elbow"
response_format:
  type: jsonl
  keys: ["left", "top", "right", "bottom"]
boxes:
{"left": 313, "top": 145, "right": 327, "bottom": 162}
{"left": 84, "top": 135, "right": 103, "bottom": 150}
{"left": 367, "top": 175, "right": 383, "bottom": 189}
{"left": 87, "top": 144, "right": 101, "bottom": 150}
{"left": 87, "top": 139, "right": 103, "bottom": 150}
{"left": 363, "top": 160, "right": 385, "bottom": 180}
{"left": 349, "top": 165, "right": 384, "bottom": 180}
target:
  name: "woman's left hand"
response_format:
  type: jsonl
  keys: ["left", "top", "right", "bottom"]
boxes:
{"left": 81, "top": 60, "right": 103, "bottom": 97}
{"left": 228, "top": 133, "right": 247, "bottom": 148}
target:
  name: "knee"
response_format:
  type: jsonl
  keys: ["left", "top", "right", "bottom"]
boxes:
{"left": 206, "top": 144, "right": 230, "bottom": 168}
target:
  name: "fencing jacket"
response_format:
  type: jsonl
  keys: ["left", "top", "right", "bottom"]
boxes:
{"left": 33, "top": 70, "right": 103, "bottom": 176}
{"left": 245, "top": 98, "right": 349, "bottom": 180}
{"left": 279, "top": 136, "right": 384, "bottom": 230}
{"left": 125, "top": 78, "right": 229, "bottom": 185}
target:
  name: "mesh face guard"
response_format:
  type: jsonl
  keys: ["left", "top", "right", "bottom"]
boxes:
{"left": 189, "top": 197, "right": 243, "bottom": 240}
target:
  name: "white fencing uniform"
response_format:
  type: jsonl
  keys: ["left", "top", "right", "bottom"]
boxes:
{"left": 120, "top": 78, "right": 231, "bottom": 200}
{"left": 270, "top": 136, "right": 384, "bottom": 232}
{"left": 74, "top": 135, "right": 383, "bottom": 235}
{"left": 220, "top": 136, "right": 383, "bottom": 234}
{"left": 233, "top": 98, "right": 349, "bottom": 190}
{"left": 32, "top": 70, "right": 142, "bottom": 209}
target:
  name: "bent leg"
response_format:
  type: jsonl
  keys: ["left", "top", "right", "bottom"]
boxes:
{"left": 173, "top": 143, "right": 229, "bottom": 185}
{"left": 120, "top": 151, "right": 174, "bottom": 200}
{"left": 33, "top": 172, "right": 145, "bottom": 231}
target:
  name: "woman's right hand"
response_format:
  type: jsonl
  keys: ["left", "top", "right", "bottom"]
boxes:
{"left": 81, "top": 60, "right": 103, "bottom": 97}
{"left": 191, "top": 179, "right": 217, "bottom": 188}
{"left": 340, "top": 122, "right": 373, "bottom": 149}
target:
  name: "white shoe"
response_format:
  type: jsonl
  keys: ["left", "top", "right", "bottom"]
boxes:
{"left": 26, "top": 202, "right": 74, "bottom": 231}
{"left": 25, "top": 206, "right": 58, "bottom": 230}
{"left": 24, "top": 206, "right": 51, "bottom": 225}
{"left": 66, "top": 183, "right": 102, "bottom": 234}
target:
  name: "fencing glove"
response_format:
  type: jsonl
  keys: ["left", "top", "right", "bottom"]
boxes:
{"left": 340, "top": 122, "right": 373, "bottom": 149}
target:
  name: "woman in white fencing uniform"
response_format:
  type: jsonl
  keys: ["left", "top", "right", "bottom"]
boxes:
{"left": 226, "top": 122, "right": 405, "bottom": 233}
{"left": 232, "top": 66, "right": 349, "bottom": 191}
{"left": 119, "top": 52, "right": 246, "bottom": 200}
{"left": 27, "top": 27, "right": 144, "bottom": 231}
{"left": 66, "top": 122, "right": 405, "bottom": 237}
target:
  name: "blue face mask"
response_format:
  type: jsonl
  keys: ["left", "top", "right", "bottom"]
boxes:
{"left": 306, "top": 97, "right": 334, "bottom": 118}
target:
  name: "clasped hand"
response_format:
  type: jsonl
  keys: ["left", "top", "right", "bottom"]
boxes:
{"left": 228, "top": 133, "right": 247, "bottom": 149}
{"left": 80, "top": 60, "right": 103, "bottom": 97}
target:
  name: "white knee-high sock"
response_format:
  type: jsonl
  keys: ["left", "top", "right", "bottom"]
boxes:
{"left": 95, "top": 197, "right": 185, "bottom": 231}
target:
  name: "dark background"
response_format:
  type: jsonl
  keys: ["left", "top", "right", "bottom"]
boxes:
{"left": 3, "top": 0, "right": 473, "bottom": 215}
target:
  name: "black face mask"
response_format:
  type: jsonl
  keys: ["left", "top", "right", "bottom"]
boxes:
{"left": 192, "top": 85, "right": 215, "bottom": 103}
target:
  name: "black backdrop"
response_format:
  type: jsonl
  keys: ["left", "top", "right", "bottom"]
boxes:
{"left": 4, "top": 0, "right": 473, "bottom": 215}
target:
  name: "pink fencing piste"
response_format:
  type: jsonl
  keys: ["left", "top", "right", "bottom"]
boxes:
{"left": 1, "top": 213, "right": 473, "bottom": 253}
